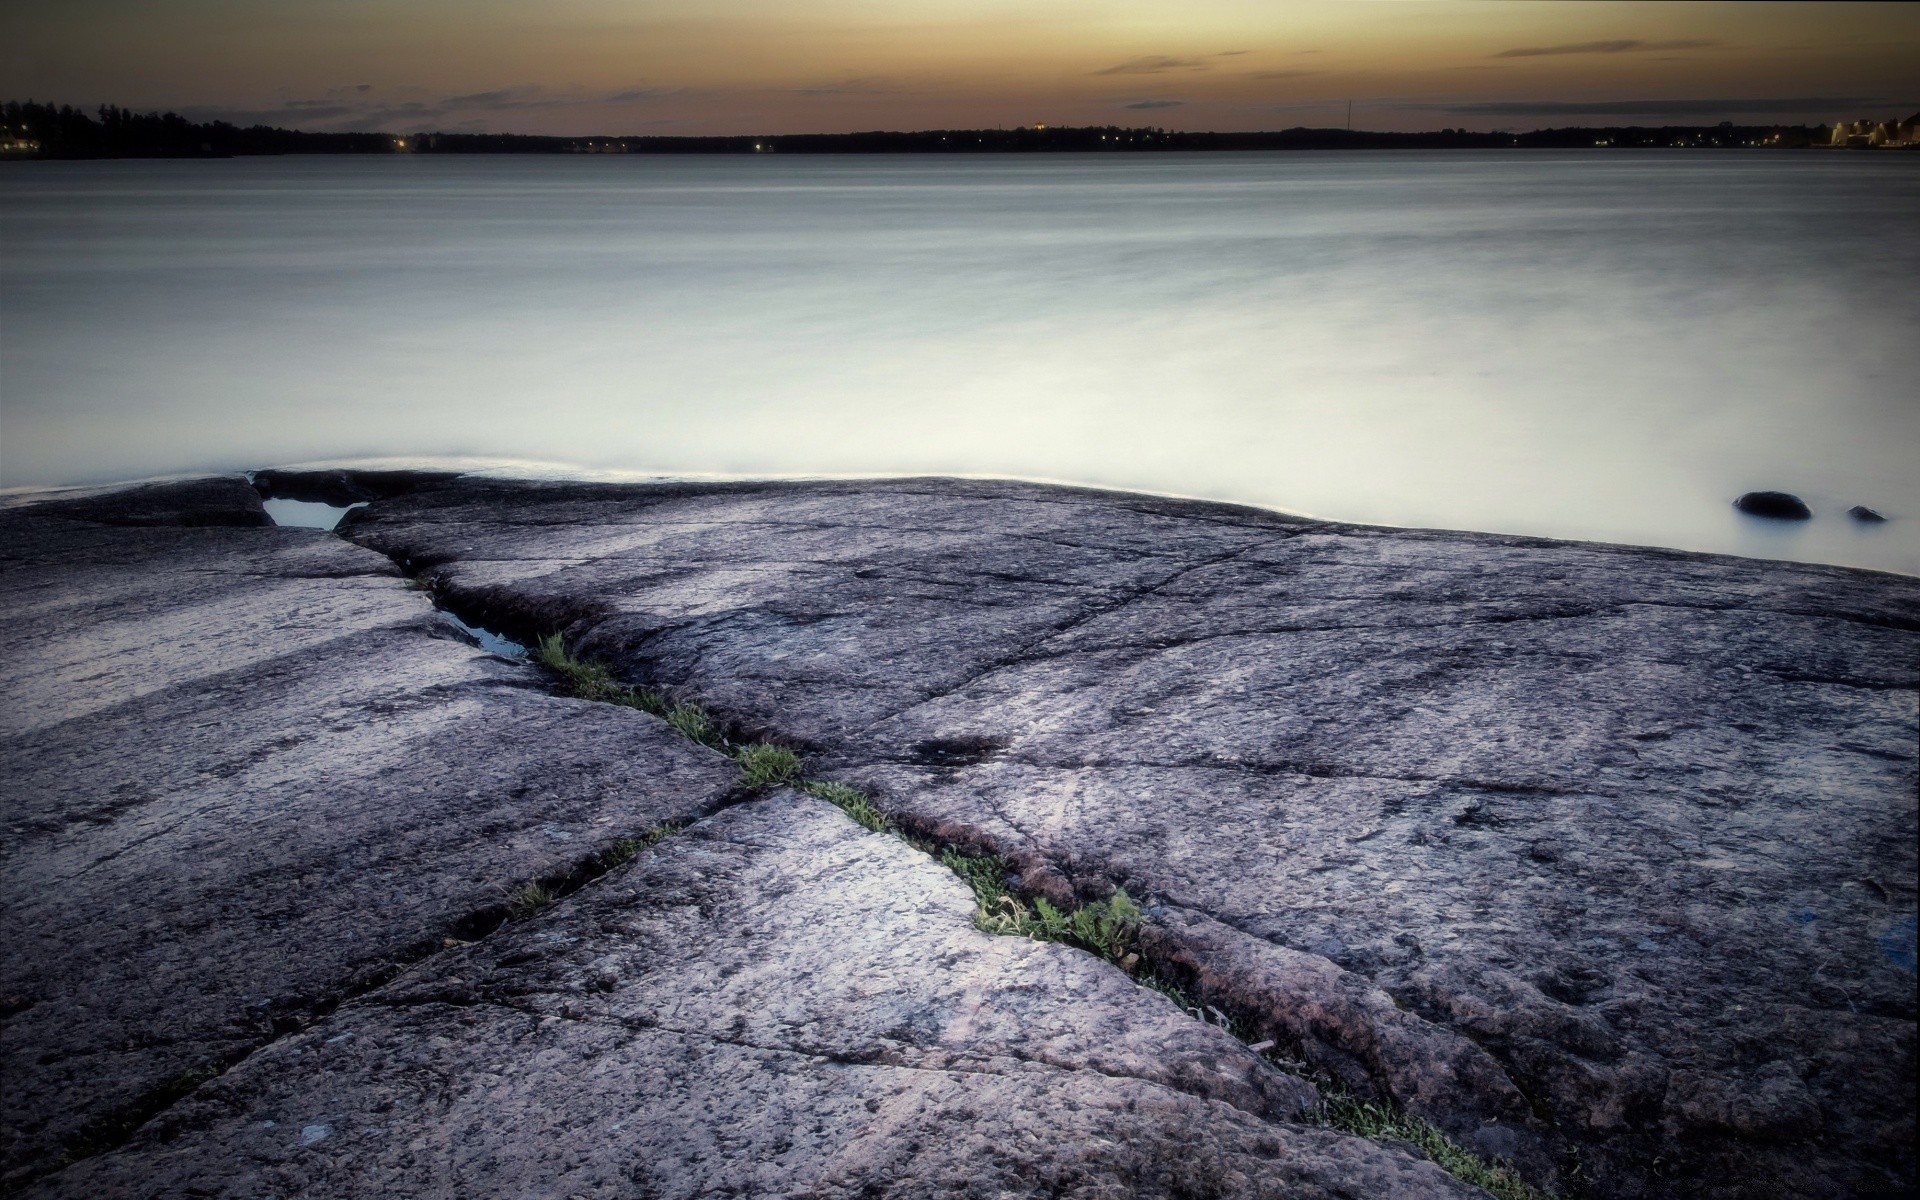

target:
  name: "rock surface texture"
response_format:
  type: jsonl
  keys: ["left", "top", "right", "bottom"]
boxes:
{"left": 3, "top": 475, "right": 1485, "bottom": 1199}
{"left": 0, "top": 480, "right": 742, "bottom": 1183}
{"left": 41, "top": 792, "right": 1480, "bottom": 1200}
{"left": 5, "top": 473, "right": 1916, "bottom": 1198}
{"left": 329, "top": 474, "right": 1920, "bottom": 1200}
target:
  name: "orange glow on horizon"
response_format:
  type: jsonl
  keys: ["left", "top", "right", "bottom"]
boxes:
{"left": 5, "top": 1, "right": 1916, "bottom": 135}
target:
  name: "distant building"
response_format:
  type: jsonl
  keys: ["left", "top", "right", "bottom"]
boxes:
{"left": 1826, "top": 114, "right": 1919, "bottom": 148}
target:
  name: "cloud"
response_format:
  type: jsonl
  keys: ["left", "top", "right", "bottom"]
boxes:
{"left": 1095, "top": 56, "right": 1207, "bottom": 75}
{"left": 1250, "top": 69, "right": 1322, "bottom": 80}
{"left": 442, "top": 89, "right": 518, "bottom": 108}
{"left": 790, "top": 78, "right": 896, "bottom": 96}
{"left": 1492, "top": 39, "right": 1716, "bottom": 59}
{"left": 1214, "top": 50, "right": 1249, "bottom": 57}
{"left": 439, "top": 87, "right": 590, "bottom": 111}
{"left": 1432, "top": 96, "right": 1883, "bottom": 117}
{"left": 178, "top": 102, "right": 360, "bottom": 125}
{"left": 1121, "top": 98, "right": 1185, "bottom": 109}
{"left": 604, "top": 87, "right": 671, "bottom": 104}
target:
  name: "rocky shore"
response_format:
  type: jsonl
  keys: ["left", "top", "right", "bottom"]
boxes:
{"left": 2, "top": 472, "right": 1914, "bottom": 1199}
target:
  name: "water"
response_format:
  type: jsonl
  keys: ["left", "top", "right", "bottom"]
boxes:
{"left": 260, "top": 497, "right": 365, "bottom": 530}
{"left": 3, "top": 152, "right": 1916, "bottom": 575}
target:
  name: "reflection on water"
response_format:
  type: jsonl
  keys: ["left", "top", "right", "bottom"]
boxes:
{"left": 3, "top": 152, "right": 1915, "bottom": 574}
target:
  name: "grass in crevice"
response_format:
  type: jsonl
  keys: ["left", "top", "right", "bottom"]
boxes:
{"left": 535, "top": 632, "right": 670, "bottom": 715}
{"left": 522, "top": 630, "right": 1548, "bottom": 1200}
{"left": 594, "top": 823, "right": 681, "bottom": 872}
{"left": 804, "top": 781, "right": 892, "bottom": 832}
{"left": 507, "top": 881, "right": 554, "bottom": 920}
{"left": 939, "top": 850, "right": 1142, "bottom": 966}
{"left": 1131, "top": 962, "right": 1551, "bottom": 1199}
{"left": 534, "top": 633, "right": 794, "bottom": 775}
{"left": 666, "top": 703, "right": 723, "bottom": 750}
{"left": 736, "top": 743, "right": 802, "bottom": 789}
{"left": 1314, "top": 1094, "right": 1550, "bottom": 1200}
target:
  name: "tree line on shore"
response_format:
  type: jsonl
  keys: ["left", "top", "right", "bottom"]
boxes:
{"left": 0, "top": 99, "right": 1839, "bottom": 159}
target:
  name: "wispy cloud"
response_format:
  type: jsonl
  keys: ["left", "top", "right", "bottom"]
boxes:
{"left": 790, "top": 77, "right": 897, "bottom": 96}
{"left": 439, "top": 86, "right": 587, "bottom": 111}
{"left": 1121, "top": 98, "right": 1185, "bottom": 109}
{"left": 1492, "top": 39, "right": 1716, "bottom": 59}
{"left": 1432, "top": 96, "right": 1882, "bottom": 117}
{"left": 1095, "top": 56, "right": 1207, "bottom": 76}
{"left": 179, "top": 102, "right": 361, "bottom": 125}
{"left": 178, "top": 83, "right": 675, "bottom": 133}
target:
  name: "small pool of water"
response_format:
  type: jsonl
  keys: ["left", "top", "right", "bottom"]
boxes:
{"left": 261, "top": 497, "right": 365, "bottom": 530}
{"left": 438, "top": 609, "right": 528, "bottom": 660}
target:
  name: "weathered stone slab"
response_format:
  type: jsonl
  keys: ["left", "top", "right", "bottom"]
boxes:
{"left": 341, "top": 475, "right": 1920, "bottom": 1198}
{"left": 0, "top": 481, "right": 741, "bottom": 1182}
{"left": 35, "top": 792, "right": 1480, "bottom": 1200}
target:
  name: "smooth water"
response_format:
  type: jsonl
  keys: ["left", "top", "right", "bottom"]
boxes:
{"left": 3, "top": 152, "right": 1916, "bottom": 574}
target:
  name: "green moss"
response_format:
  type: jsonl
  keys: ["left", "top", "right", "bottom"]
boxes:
{"left": 732, "top": 742, "right": 801, "bottom": 788}
{"left": 595, "top": 823, "right": 681, "bottom": 872}
{"left": 507, "top": 881, "right": 554, "bottom": 920}
{"left": 537, "top": 628, "right": 1547, "bottom": 1200}
{"left": 1316, "top": 1094, "right": 1550, "bottom": 1200}
{"left": 938, "top": 850, "right": 1141, "bottom": 965}
{"left": 666, "top": 702, "right": 725, "bottom": 749}
{"left": 534, "top": 633, "right": 671, "bottom": 716}
{"left": 804, "top": 781, "right": 892, "bottom": 832}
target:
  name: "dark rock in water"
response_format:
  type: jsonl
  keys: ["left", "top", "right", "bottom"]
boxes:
{"left": 1849, "top": 505, "right": 1889, "bottom": 523}
{"left": 1734, "top": 490, "right": 1813, "bottom": 520}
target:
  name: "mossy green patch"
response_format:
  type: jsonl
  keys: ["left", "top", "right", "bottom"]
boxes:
{"left": 804, "top": 781, "right": 891, "bottom": 832}
{"left": 734, "top": 742, "right": 802, "bottom": 788}
{"left": 535, "top": 633, "right": 671, "bottom": 716}
{"left": 1315, "top": 1094, "right": 1550, "bottom": 1200}
{"left": 595, "top": 823, "right": 681, "bottom": 872}
{"left": 938, "top": 850, "right": 1141, "bottom": 965}
{"left": 507, "top": 881, "right": 554, "bottom": 920}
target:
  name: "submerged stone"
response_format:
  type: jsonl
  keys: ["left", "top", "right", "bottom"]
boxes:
{"left": 1849, "top": 504, "right": 1889, "bottom": 523}
{"left": 1733, "top": 490, "right": 1813, "bottom": 519}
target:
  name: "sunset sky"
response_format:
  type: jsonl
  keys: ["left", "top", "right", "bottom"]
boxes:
{"left": 7, "top": 1, "right": 1917, "bottom": 135}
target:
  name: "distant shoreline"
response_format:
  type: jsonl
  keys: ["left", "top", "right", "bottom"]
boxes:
{"left": 6, "top": 100, "right": 1916, "bottom": 159}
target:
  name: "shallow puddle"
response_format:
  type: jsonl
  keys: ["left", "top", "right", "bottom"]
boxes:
{"left": 437, "top": 609, "right": 528, "bottom": 660}
{"left": 261, "top": 497, "right": 366, "bottom": 530}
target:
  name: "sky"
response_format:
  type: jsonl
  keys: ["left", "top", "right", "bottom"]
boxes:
{"left": 6, "top": 1, "right": 1918, "bottom": 135}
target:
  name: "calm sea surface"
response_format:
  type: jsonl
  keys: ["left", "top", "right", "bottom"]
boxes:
{"left": 3, "top": 152, "right": 1916, "bottom": 573}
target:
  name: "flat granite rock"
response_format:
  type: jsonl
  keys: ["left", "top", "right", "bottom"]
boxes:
{"left": 335, "top": 475, "right": 1920, "bottom": 1199}
{"left": 37, "top": 792, "right": 1479, "bottom": 1200}
{"left": 0, "top": 480, "right": 742, "bottom": 1183}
